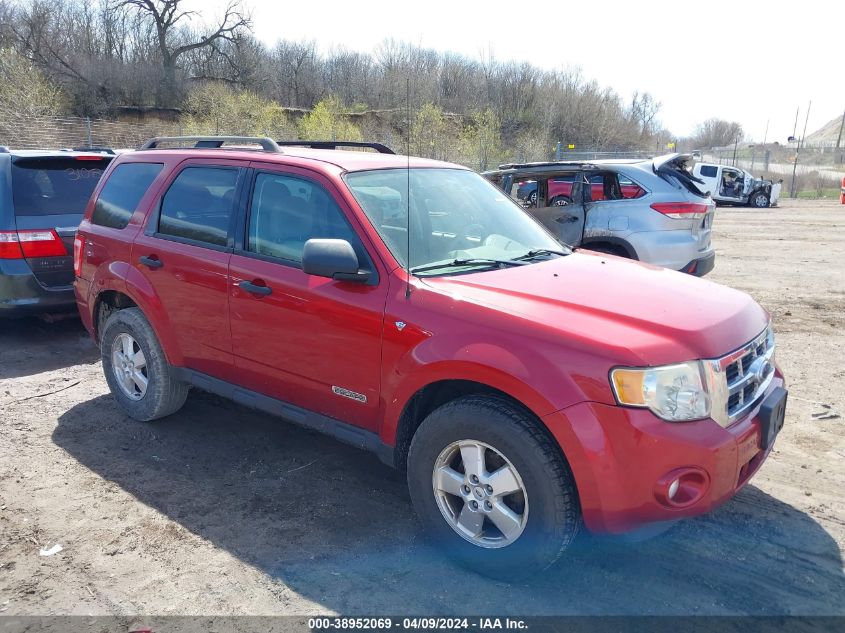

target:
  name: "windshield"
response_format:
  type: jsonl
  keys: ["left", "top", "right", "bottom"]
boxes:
{"left": 344, "top": 168, "right": 564, "bottom": 275}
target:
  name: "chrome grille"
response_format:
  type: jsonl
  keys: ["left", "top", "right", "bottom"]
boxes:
{"left": 719, "top": 326, "right": 775, "bottom": 423}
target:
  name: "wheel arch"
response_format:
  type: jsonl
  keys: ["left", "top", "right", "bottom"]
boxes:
{"left": 93, "top": 265, "right": 183, "bottom": 366}
{"left": 390, "top": 379, "right": 573, "bottom": 480}
{"left": 580, "top": 236, "right": 638, "bottom": 259}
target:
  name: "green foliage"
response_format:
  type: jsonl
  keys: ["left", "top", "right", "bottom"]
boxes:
{"left": 298, "top": 96, "right": 362, "bottom": 141}
{"left": 0, "top": 48, "right": 66, "bottom": 116}
{"left": 410, "top": 102, "right": 454, "bottom": 161}
{"left": 181, "top": 84, "right": 295, "bottom": 139}
{"left": 460, "top": 109, "right": 505, "bottom": 171}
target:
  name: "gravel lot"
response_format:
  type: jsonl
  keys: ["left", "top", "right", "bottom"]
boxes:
{"left": 1, "top": 199, "right": 843, "bottom": 616}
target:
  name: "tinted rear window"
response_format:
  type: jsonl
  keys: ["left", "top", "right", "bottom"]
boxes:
{"left": 700, "top": 165, "right": 718, "bottom": 178}
{"left": 92, "top": 162, "right": 163, "bottom": 229}
{"left": 158, "top": 167, "right": 239, "bottom": 247}
{"left": 11, "top": 157, "right": 110, "bottom": 216}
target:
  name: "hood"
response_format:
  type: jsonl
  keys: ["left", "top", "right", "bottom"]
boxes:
{"left": 422, "top": 252, "right": 769, "bottom": 366}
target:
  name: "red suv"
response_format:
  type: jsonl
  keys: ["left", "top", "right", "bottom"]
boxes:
{"left": 74, "top": 136, "right": 787, "bottom": 579}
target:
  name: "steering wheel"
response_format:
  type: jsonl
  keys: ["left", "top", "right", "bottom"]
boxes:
{"left": 456, "top": 223, "right": 487, "bottom": 248}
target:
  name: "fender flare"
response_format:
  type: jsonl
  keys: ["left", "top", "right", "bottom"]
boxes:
{"left": 381, "top": 358, "right": 573, "bottom": 448}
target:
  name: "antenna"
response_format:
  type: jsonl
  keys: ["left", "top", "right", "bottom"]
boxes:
{"left": 405, "top": 76, "right": 412, "bottom": 299}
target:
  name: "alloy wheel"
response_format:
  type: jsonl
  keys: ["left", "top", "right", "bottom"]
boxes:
{"left": 111, "top": 332, "right": 149, "bottom": 401}
{"left": 432, "top": 439, "right": 529, "bottom": 548}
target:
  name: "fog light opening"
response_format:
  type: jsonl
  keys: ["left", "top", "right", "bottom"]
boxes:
{"left": 655, "top": 468, "right": 709, "bottom": 509}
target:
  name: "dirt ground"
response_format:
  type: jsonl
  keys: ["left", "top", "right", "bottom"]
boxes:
{"left": 1, "top": 199, "right": 843, "bottom": 616}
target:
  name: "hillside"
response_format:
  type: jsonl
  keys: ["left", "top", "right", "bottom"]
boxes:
{"left": 806, "top": 114, "right": 845, "bottom": 143}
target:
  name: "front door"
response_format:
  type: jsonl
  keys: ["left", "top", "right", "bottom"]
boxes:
{"left": 718, "top": 167, "right": 745, "bottom": 202}
{"left": 228, "top": 165, "right": 387, "bottom": 431}
{"left": 132, "top": 161, "right": 245, "bottom": 380}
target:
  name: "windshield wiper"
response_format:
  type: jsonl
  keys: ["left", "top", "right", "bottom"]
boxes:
{"left": 410, "top": 257, "right": 528, "bottom": 275}
{"left": 513, "top": 248, "right": 570, "bottom": 261}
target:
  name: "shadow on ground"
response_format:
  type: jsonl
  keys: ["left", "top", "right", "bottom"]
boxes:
{"left": 0, "top": 316, "right": 97, "bottom": 379}
{"left": 53, "top": 391, "right": 845, "bottom": 615}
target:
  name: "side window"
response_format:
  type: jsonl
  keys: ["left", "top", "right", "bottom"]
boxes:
{"left": 158, "top": 167, "right": 239, "bottom": 247}
{"left": 699, "top": 165, "right": 718, "bottom": 178}
{"left": 247, "top": 172, "right": 365, "bottom": 265}
{"left": 92, "top": 163, "right": 163, "bottom": 229}
{"left": 540, "top": 173, "right": 576, "bottom": 206}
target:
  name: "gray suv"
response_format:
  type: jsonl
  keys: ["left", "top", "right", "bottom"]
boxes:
{"left": 0, "top": 148, "right": 114, "bottom": 316}
{"left": 483, "top": 154, "right": 716, "bottom": 276}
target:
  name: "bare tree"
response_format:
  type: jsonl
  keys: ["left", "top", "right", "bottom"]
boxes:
{"left": 114, "top": 0, "right": 250, "bottom": 106}
{"left": 693, "top": 118, "right": 744, "bottom": 149}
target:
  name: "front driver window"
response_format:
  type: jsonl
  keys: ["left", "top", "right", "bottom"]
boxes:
{"left": 247, "top": 172, "right": 366, "bottom": 265}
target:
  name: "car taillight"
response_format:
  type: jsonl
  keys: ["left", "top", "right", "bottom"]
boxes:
{"left": 0, "top": 232, "right": 25, "bottom": 259}
{"left": 0, "top": 230, "right": 67, "bottom": 259}
{"left": 73, "top": 234, "right": 85, "bottom": 277}
{"left": 650, "top": 203, "right": 709, "bottom": 220}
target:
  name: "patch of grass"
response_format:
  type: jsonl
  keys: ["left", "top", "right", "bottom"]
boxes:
{"left": 790, "top": 188, "right": 841, "bottom": 200}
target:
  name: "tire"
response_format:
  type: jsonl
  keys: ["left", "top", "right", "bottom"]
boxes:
{"left": 749, "top": 191, "right": 770, "bottom": 208}
{"left": 549, "top": 195, "right": 572, "bottom": 207}
{"left": 100, "top": 307, "right": 188, "bottom": 422}
{"left": 407, "top": 395, "right": 581, "bottom": 580}
{"left": 526, "top": 190, "right": 538, "bottom": 206}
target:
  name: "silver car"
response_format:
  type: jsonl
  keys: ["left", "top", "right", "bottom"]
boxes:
{"left": 483, "top": 154, "right": 716, "bottom": 276}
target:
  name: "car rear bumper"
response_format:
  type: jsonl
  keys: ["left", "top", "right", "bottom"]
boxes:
{"left": 680, "top": 250, "right": 716, "bottom": 276}
{"left": 624, "top": 229, "right": 715, "bottom": 275}
{"left": 542, "top": 371, "right": 785, "bottom": 534}
{"left": 0, "top": 261, "right": 77, "bottom": 317}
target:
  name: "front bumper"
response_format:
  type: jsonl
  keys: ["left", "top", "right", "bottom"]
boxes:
{"left": 543, "top": 372, "right": 785, "bottom": 534}
{"left": 680, "top": 250, "right": 716, "bottom": 276}
{"left": 0, "top": 261, "right": 77, "bottom": 317}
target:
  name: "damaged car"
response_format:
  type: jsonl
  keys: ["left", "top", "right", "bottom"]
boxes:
{"left": 691, "top": 162, "right": 781, "bottom": 208}
{"left": 484, "top": 154, "right": 716, "bottom": 276}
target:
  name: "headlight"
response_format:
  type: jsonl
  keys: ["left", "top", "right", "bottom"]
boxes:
{"left": 611, "top": 361, "right": 711, "bottom": 422}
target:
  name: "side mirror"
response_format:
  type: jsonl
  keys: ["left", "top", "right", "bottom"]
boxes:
{"left": 302, "top": 239, "right": 370, "bottom": 283}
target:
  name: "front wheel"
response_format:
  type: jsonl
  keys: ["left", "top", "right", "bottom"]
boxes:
{"left": 407, "top": 396, "right": 581, "bottom": 579}
{"left": 749, "top": 191, "right": 770, "bottom": 208}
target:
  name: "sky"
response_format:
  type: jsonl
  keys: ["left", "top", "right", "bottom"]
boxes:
{"left": 198, "top": 0, "right": 844, "bottom": 141}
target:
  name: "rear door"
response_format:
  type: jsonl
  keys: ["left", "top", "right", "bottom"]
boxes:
{"left": 132, "top": 160, "right": 245, "bottom": 379}
{"left": 10, "top": 155, "right": 111, "bottom": 287}
{"left": 529, "top": 172, "right": 588, "bottom": 247}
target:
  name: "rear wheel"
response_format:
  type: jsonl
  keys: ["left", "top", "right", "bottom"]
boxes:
{"left": 749, "top": 191, "right": 770, "bottom": 208}
{"left": 101, "top": 308, "right": 188, "bottom": 421}
{"left": 407, "top": 395, "right": 581, "bottom": 579}
{"left": 550, "top": 195, "right": 572, "bottom": 207}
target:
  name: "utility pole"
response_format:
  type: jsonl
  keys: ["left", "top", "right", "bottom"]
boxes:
{"left": 836, "top": 108, "right": 845, "bottom": 150}
{"left": 752, "top": 120, "right": 769, "bottom": 173}
{"left": 790, "top": 101, "right": 812, "bottom": 198}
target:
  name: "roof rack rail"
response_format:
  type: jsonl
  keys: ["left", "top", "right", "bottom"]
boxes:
{"left": 139, "top": 136, "right": 282, "bottom": 153}
{"left": 496, "top": 160, "right": 600, "bottom": 170}
{"left": 275, "top": 140, "right": 395, "bottom": 155}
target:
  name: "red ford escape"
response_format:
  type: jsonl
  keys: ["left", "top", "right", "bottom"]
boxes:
{"left": 74, "top": 137, "right": 787, "bottom": 579}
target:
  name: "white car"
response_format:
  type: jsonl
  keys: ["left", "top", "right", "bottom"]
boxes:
{"left": 692, "top": 163, "right": 781, "bottom": 208}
